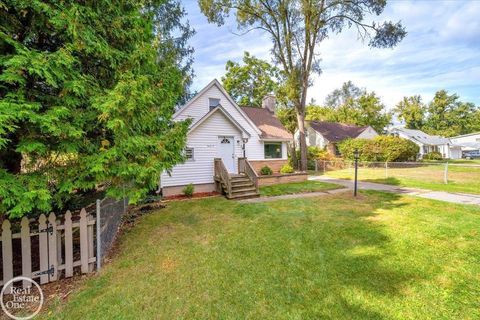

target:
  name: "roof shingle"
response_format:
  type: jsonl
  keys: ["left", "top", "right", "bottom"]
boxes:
{"left": 309, "top": 121, "right": 370, "bottom": 142}
{"left": 240, "top": 107, "right": 292, "bottom": 140}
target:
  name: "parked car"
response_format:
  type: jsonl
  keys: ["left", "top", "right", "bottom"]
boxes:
{"left": 462, "top": 150, "right": 480, "bottom": 159}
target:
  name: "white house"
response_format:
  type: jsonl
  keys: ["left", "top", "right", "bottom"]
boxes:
{"left": 296, "top": 121, "right": 378, "bottom": 155}
{"left": 160, "top": 79, "right": 293, "bottom": 197}
{"left": 450, "top": 132, "right": 480, "bottom": 156}
{"left": 389, "top": 127, "right": 462, "bottom": 159}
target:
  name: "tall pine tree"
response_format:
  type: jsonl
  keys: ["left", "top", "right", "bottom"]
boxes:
{"left": 0, "top": 0, "right": 193, "bottom": 217}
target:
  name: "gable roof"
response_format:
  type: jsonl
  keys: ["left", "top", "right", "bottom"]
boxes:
{"left": 240, "top": 107, "right": 292, "bottom": 141}
{"left": 309, "top": 121, "right": 372, "bottom": 143}
{"left": 188, "top": 105, "right": 251, "bottom": 137}
{"left": 391, "top": 127, "right": 450, "bottom": 145}
{"left": 173, "top": 79, "right": 262, "bottom": 135}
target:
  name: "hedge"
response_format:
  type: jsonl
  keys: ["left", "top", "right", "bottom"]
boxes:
{"left": 338, "top": 136, "right": 419, "bottom": 162}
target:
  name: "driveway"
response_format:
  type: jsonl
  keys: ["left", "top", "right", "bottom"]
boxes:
{"left": 310, "top": 176, "right": 480, "bottom": 206}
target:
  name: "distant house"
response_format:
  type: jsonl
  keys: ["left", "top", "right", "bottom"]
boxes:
{"left": 160, "top": 79, "right": 293, "bottom": 198}
{"left": 296, "top": 121, "right": 378, "bottom": 155}
{"left": 389, "top": 127, "right": 462, "bottom": 159}
{"left": 450, "top": 132, "right": 480, "bottom": 158}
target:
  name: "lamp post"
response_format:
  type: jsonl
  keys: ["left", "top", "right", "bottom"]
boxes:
{"left": 354, "top": 149, "right": 359, "bottom": 197}
{"left": 242, "top": 137, "right": 249, "bottom": 158}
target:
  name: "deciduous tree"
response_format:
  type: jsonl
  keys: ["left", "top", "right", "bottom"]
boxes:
{"left": 394, "top": 96, "right": 426, "bottom": 130}
{"left": 199, "top": 0, "right": 406, "bottom": 170}
{"left": 222, "top": 51, "right": 285, "bottom": 107}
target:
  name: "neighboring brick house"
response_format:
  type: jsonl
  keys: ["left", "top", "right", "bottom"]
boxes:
{"left": 295, "top": 121, "right": 378, "bottom": 155}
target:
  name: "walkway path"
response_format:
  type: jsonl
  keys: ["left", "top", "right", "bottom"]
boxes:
{"left": 311, "top": 176, "right": 480, "bottom": 206}
{"left": 241, "top": 176, "right": 480, "bottom": 206}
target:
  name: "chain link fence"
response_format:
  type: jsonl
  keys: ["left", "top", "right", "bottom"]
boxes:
{"left": 312, "top": 160, "right": 480, "bottom": 193}
{"left": 96, "top": 197, "right": 127, "bottom": 269}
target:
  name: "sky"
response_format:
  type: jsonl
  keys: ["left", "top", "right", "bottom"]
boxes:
{"left": 183, "top": 0, "right": 480, "bottom": 109}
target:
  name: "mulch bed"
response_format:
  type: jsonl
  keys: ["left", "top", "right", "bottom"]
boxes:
{"left": 163, "top": 191, "right": 220, "bottom": 201}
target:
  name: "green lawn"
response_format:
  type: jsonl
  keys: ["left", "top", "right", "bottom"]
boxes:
{"left": 323, "top": 164, "right": 480, "bottom": 194}
{"left": 259, "top": 180, "right": 342, "bottom": 196}
{"left": 44, "top": 192, "right": 480, "bottom": 319}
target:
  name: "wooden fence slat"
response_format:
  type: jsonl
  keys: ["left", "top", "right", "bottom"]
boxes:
{"left": 87, "top": 216, "right": 95, "bottom": 272}
{"left": 48, "top": 213, "right": 58, "bottom": 281}
{"left": 38, "top": 214, "right": 49, "bottom": 284}
{"left": 21, "top": 217, "right": 32, "bottom": 288}
{"left": 64, "top": 211, "right": 73, "bottom": 278}
{"left": 56, "top": 219, "right": 62, "bottom": 269}
{"left": 79, "top": 208, "right": 89, "bottom": 273}
{"left": 2, "top": 220, "right": 13, "bottom": 291}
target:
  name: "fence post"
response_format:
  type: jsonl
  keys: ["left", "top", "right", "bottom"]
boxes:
{"left": 79, "top": 208, "right": 89, "bottom": 274}
{"left": 48, "top": 213, "right": 58, "bottom": 282}
{"left": 2, "top": 220, "right": 13, "bottom": 291}
{"left": 38, "top": 214, "right": 49, "bottom": 284}
{"left": 64, "top": 211, "right": 73, "bottom": 278}
{"left": 21, "top": 217, "right": 32, "bottom": 288}
{"left": 315, "top": 160, "right": 318, "bottom": 172}
{"left": 444, "top": 162, "right": 448, "bottom": 184}
{"left": 385, "top": 162, "right": 388, "bottom": 179}
{"left": 96, "top": 199, "right": 101, "bottom": 270}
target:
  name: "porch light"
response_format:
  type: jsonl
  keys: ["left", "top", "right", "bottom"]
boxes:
{"left": 242, "top": 137, "right": 249, "bottom": 144}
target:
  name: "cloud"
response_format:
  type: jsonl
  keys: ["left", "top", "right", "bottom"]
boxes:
{"left": 184, "top": 0, "right": 480, "bottom": 107}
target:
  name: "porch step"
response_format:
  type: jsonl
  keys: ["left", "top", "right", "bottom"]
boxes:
{"left": 231, "top": 186, "right": 257, "bottom": 194}
{"left": 226, "top": 191, "right": 260, "bottom": 200}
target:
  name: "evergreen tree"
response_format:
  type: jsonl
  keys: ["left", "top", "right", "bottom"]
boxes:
{"left": 0, "top": 0, "right": 192, "bottom": 217}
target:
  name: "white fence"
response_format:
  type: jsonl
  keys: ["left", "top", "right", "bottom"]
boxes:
{"left": 1, "top": 209, "right": 96, "bottom": 290}
{"left": 1, "top": 197, "right": 127, "bottom": 290}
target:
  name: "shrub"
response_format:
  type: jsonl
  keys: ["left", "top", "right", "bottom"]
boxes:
{"left": 423, "top": 151, "right": 443, "bottom": 160}
{"left": 260, "top": 165, "right": 273, "bottom": 175}
{"left": 280, "top": 164, "right": 294, "bottom": 174}
{"left": 182, "top": 183, "right": 194, "bottom": 197}
{"left": 338, "top": 136, "right": 419, "bottom": 162}
{"left": 292, "top": 146, "right": 332, "bottom": 170}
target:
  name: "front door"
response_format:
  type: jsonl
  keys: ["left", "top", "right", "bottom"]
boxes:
{"left": 218, "top": 136, "right": 235, "bottom": 173}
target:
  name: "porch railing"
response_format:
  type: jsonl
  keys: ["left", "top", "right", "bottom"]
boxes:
{"left": 238, "top": 157, "right": 259, "bottom": 193}
{"left": 214, "top": 158, "right": 232, "bottom": 197}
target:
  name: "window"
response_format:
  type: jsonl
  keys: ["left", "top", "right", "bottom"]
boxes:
{"left": 185, "top": 147, "right": 194, "bottom": 160}
{"left": 264, "top": 142, "right": 282, "bottom": 159}
{"left": 209, "top": 98, "right": 220, "bottom": 111}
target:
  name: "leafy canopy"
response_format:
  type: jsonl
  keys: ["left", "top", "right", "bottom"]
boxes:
{"left": 0, "top": 0, "right": 193, "bottom": 218}
{"left": 199, "top": 0, "right": 406, "bottom": 170}
{"left": 394, "top": 91, "right": 480, "bottom": 137}
{"left": 307, "top": 82, "right": 392, "bottom": 133}
{"left": 222, "top": 51, "right": 285, "bottom": 107}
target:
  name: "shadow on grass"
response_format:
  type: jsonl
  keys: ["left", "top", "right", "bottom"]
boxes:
{"left": 220, "top": 191, "right": 419, "bottom": 318}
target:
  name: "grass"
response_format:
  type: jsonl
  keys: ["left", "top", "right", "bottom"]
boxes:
{"left": 44, "top": 192, "right": 480, "bottom": 319}
{"left": 259, "top": 180, "right": 342, "bottom": 196}
{"left": 322, "top": 164, "right": 480, "bottom": 194}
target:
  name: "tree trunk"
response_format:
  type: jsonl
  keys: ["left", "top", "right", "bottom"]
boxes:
{"left": 296, "top": 110, "right": 308, "bottom": 171}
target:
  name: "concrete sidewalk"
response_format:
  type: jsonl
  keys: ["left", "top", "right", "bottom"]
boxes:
{"left": 310, "top": 176, "right": 480, "bottom": 206}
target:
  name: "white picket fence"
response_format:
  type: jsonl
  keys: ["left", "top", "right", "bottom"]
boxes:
{"left": 1, "top": 208, "right": 96, "bottom": 289}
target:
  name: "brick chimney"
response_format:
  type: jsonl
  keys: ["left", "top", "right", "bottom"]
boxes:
{"left": 262, "top": 95, "right": 276, "bottom": 113}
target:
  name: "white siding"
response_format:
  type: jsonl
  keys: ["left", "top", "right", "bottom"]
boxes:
{"left": 175, "top": 83, "right": 266, "bottom": 160}
{"left": 357, "top": 127, "right": 378, "bottom": 139}
{"left": 161, "top": 111, "right": 243, "bottom": 187}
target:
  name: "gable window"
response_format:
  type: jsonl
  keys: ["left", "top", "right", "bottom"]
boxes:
{"left": 264, "top": 142, "right": 282, "bottom": 159}
{"left": 209, "top": 98, "right": 220, "bottom": 111}
{"left": 185, "top": 147, "right": 194, "bottom": 160}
